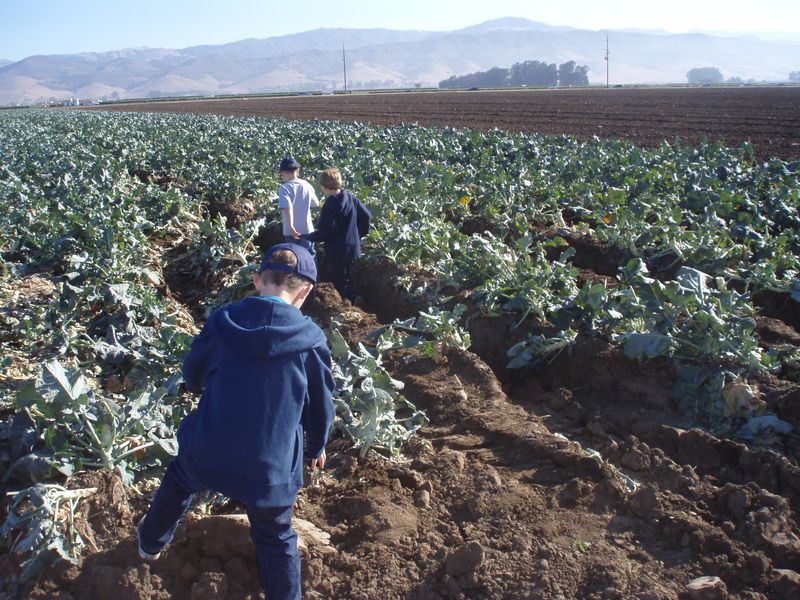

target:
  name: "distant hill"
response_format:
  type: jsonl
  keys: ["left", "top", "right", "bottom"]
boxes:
{"left": 1, "top": 17, "right": 798, "bottom": 105}
{"left": 458, "top": 17, "right": 575, "bottom": 33}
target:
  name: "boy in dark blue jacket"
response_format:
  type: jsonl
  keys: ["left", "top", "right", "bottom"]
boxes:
{"left": 304, "top": 167, "right": 363, "bottom": 303}
{"left": 137, "top": 243, "right": 335, "bottom": 600}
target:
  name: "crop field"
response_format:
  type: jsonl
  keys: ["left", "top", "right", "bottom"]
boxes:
{"left": 93, "top": 87, "right": 800, "bottom": 163}
{"left": 1, "top": 99, "right": 800, "bottom": 599}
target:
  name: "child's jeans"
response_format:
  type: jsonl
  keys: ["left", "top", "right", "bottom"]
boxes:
{"left": 138, "top": 455, "right": 300, "bottom": 600}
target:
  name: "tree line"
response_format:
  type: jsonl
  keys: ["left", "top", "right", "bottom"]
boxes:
{"left": 439, "top": 60, "right": 589, "bottom": 89}
{"left": 688, "top": 67, "right": 800, "bottom": 85}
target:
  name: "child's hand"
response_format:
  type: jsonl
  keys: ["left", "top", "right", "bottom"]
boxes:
{"left": 310, "top": 449, "right": 326, "bottom": 470}
{"left": 291, "top": 227, "right": 301, "bottom": 239}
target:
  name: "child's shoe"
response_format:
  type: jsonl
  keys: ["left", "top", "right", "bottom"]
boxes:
{"left": 137, "top": 515, "right": 162, "bottom": 560}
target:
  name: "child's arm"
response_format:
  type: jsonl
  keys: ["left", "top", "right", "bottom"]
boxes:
{"left": 310, "top": 449, "right": 326, "bottom": 469}
{"left": 306, "top": 199, "right": 341, "bottom": 243}
{"left": 278, "top": 185, "right": 300, "bottom": 237}
{"left": 182, "top": 326, "right": 215, "bottom": 393}
{"left": 304, "top": 346, "right": 336, "bottom": 461}
{"left": 282, "top": 207, "right": 300, "bottom": 238}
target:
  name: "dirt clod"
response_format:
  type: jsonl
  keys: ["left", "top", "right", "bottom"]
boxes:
{"left": 445, "top": 541, "right": 485, "bottom": 577}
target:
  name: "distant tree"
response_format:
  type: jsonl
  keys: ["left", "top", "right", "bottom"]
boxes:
{"left": 439, "top": 75, "right": 457, "bottom": 89}
{"left": 558, "top": 61, "right": 590, "bottom": 86}
{"left": 509, "top": 60, "right": 558, "bottom": 86}
{"left": 441, "top": 74, "right": 468, "bottom": 88}
{"left": 726, "top": 76, "right": 744, "bottom": 84}
{"left": 790, "top": 71, "right": 800, "bottom": 82}
{"left": 439, "top": 58, "right": 588, "bottom": 89}
{"left": 439, "top": 67, "right": 509, "bottom": 89}
{"left": 482, "top": 66, "right": 512, "bottom": 87}
{"left": 687, "top": 67, "right": 723, "bottom": 84}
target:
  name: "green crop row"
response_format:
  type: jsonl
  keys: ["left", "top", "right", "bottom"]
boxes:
{"left": 1, "top": 107, "right": 798, "bottom": 589}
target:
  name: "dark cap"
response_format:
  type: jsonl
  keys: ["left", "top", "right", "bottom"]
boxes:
{"left": 279, "top": 156, "right": 301, "bottom": 171}
{"left": 258, "top": 243, "right": 316, "bottom": 284}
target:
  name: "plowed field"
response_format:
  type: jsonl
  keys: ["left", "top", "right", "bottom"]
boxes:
{"left": 92, "top": 87, "right": 800, "bottom": 162}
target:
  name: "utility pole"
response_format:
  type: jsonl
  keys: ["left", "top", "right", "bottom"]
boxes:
{"left": 604, "top": 33, "right": 610, "bottom": 88}
{"left": 342, "top": 44, "right": 348, "bottom": 94}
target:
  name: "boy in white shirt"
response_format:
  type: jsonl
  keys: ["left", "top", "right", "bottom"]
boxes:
{"left": 278, "top": 156, "right": 319, "bottom": 258}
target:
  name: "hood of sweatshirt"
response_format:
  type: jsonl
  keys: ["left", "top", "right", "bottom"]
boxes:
{"left": 208, "top": 296, "right": 326, "bottom": 359}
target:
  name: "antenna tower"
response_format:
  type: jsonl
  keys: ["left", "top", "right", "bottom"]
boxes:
{"left": 342, "top": 44, "right": 348, "bottom": 94}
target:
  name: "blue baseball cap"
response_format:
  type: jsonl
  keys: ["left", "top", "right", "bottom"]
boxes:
{"left": 258, "top": 243, "right": 317, "bottom": 284}
{"left": 279, "top": 156, "right": 301, "bottom": 171}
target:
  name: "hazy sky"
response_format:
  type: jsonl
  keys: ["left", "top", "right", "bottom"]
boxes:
{"left": 1, "top": 0, "right": 799, "bottom": 61}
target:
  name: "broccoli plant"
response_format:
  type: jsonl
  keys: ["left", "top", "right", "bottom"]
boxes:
{"left": 13, "top": 361, "right": 182, "bottom": 484}
{"left": 327, "top": 325, "right": 427, "bottom": 458}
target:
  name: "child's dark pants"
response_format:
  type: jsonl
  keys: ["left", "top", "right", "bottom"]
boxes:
{"left": 138, "top": 455, "right": 300, "bottom": 600}
{"left": 327, "top": 256, "right": 356, "bottom": 302}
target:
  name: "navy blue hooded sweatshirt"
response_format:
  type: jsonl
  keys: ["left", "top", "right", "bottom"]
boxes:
{"left": 177, "top": 296, "right": 335, "bottom": 508}
{"left": 307, "top": 189, "right": 361, "bottom": 264}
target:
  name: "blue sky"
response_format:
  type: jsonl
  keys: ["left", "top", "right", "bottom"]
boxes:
{"left": 1, "top": 0, "right": 799, "bottom": 61}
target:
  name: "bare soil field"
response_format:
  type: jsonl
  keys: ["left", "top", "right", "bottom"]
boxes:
{"left": 92, "top": 87, "right": 800, "bottom": 162}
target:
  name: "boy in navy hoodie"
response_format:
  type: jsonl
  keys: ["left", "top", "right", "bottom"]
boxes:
{"left": 304, "top": 167, "right": 364, "bottom": 304}
{"left": 137, "top": 243, "right": 335, "bottom": 600}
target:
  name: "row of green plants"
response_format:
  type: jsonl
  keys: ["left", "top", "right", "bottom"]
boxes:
{"left": 1, "top": 108, "right": 799, "bottom": 591}
{"left": 0, "top": 110, "right": 430, "bottom": 591}
{"left": 2, "top": 107, "right": 798, "bottom": 464}
{"left": 3, "top": 109, "right": 798, "bottom": 299}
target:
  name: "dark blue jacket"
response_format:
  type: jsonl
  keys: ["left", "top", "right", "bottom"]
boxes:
{"left": 177, "top": 296, "right": 335, "bottom": 507}
{"left": 308, "top": 190, "right": 361, "bottom": 263}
